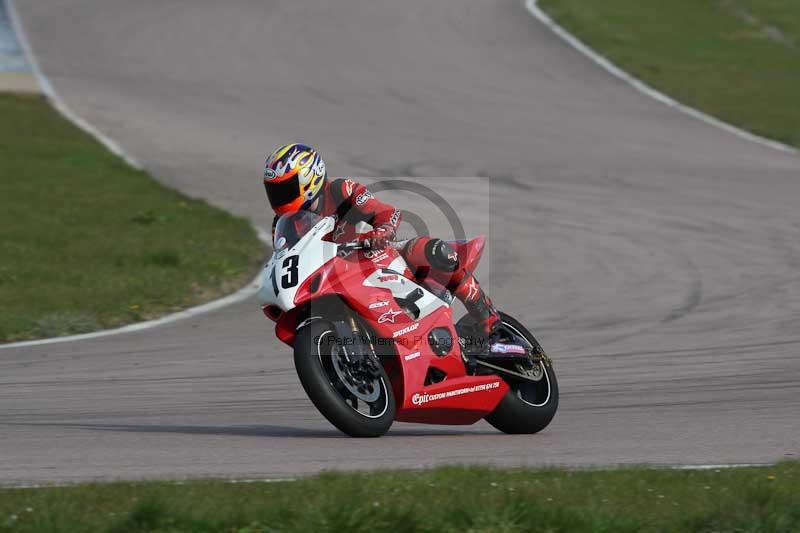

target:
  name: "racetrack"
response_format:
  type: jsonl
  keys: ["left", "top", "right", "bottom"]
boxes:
{"left": 2, "top": 0, "right": 799, "bottom": 484}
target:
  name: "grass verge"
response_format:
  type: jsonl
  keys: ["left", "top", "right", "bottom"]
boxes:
{"left": 0, "top": 93, "right": 263, "bottom": 342}
{"left": 0, "top": 463, "right": 798, "bottom": 532}
{"left": 538, "top": 0, "right": 800, "bottom": 148}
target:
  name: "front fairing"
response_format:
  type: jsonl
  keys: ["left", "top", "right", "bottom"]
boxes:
{"left": 257, "top": 216, "right": 338, "bottom": 311}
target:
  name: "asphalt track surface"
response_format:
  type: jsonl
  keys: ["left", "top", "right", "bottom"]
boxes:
{"left": 3, "top": 0, "right": 800, "bottom": 485}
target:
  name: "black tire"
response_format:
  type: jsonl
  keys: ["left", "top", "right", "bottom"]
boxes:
{"left": 482, "top": 313, "right": 559, "bottom": 434}
{"left": 294, "top": 320, "right": 395, "bottom": 437}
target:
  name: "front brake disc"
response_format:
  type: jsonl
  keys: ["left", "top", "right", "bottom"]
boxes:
{"left": 331, "top": 348, "right": 381, "bottom": 402}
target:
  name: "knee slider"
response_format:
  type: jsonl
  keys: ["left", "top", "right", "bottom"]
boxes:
{"left": 424, "top": 239, "right": 459, "bottom": 272}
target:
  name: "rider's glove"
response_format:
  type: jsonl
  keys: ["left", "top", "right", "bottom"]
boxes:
{"left": 362, "top": 225, "right": 395, "bottom": 250}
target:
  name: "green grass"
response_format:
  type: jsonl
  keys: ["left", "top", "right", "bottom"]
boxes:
{"left": 0, "top": 93, "right": 263, "bottom": 342}
{"left": 0, "top": 463, "right": 798, "bottom": 532}
{"left": 539, "top": 0, "right": 800, "bottom": 147}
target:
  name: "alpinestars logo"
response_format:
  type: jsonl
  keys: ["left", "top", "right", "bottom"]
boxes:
{"left": 392, "top": 323, "right": 419, "bottom": 338}
{"left": 466, "top": 278, "right": 479, "bottom": 301}
{"left": 333, "top": 222, "right": 347, "bottom": 241}
{"left": 378, "top": 309, "right": 402, "bottom": 324}
{"left": 411, "top": 381, "right": 501, "bottom": 406}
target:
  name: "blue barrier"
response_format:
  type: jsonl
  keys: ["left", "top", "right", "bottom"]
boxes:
{"left": 0, "top": 1, "right": 28, "bottom": 72}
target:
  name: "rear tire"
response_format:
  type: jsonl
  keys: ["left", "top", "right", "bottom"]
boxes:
{"left": 461, "top": 312, "right": 559, "bottom": 434}
{"left": 294, "top": 320, "right": 395, "bottom": 437}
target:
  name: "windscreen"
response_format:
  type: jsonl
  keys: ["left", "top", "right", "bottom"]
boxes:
{"left": 273, "top": 211, "right": 323, "bottom": 251}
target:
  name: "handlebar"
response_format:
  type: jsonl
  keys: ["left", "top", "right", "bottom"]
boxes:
{"left": 337, "top": 239, "right": 404, "bottom": 254}
{"left": 337, "top": 240, "right": 367, "bottom": 253}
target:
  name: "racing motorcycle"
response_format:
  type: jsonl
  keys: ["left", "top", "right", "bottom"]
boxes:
{"left": 258, "top": 211, "right": 558, "bottom": 437}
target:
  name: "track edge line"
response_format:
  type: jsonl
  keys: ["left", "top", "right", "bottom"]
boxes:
{"left": 0, "top": 464, "right": 777, "bottom": 489}
{"left": 5, "top": 0, "right": 146, "bottom": 169}
{"left": 0, "top": 229, "right": 269, "bottom": 350}
{"left": 1, "top": 1, "right": 271, "bottom": 350}
{"left": 524, "top": 0, "right": 797, "bottom": 155}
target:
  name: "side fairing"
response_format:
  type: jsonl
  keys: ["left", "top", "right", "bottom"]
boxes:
{"left": 362, "top": 267, "right": 447, "bottom": 322}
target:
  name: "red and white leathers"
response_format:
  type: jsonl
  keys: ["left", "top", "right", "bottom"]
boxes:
{"left": 272, "top": 178, "right": 501, "bottom": 334}
{"left": 402, "top": 237, "right": 500, "bottom": 335}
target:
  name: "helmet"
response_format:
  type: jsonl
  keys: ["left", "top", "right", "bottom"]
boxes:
{"left": 263, "top": 143, "right": 327, "bottom": 215}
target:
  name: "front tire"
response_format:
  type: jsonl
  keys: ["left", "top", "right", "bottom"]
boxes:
{"left": 294, "top": 320, "right": 395, "bottom": 437}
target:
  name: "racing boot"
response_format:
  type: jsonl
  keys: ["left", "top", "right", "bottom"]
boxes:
{"left": 452, "top": 273, "right": 528, "bottom": 364}
{"left": 453, "top": 274, "right": 500, "bottom": 335}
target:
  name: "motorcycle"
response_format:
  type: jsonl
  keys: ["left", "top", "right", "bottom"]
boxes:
{"left": 258, "top": 211, "right": 558, "bottom": 437}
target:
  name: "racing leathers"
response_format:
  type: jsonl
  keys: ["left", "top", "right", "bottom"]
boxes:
{"left": 272, "top": 178, "right": 501, "bottom": 335}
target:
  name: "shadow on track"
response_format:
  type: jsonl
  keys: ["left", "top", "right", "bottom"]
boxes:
{"left": 4, "top": 422, "right": 494, "bottom": 438}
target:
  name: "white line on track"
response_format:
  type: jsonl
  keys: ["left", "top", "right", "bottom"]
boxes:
{"left": 0, "top": 464, "right": 776, "bottom": 489}
{"left": 524, "top": 0, "right": 797, "bottom": 155}
{"left": 1, "top": 477, "right": 297, "bottom": 490}
{"left": 1, "top": 0, "right": 271, "bottom": 350}
{"left": 3, "top": 0, "right": 793, "bottom": 348}
{"left": 670, "top": 463, "right": 772, "bottom": 470}
{"left": 0, "top": 226, "right": 271, "bottom": 350}
{"left": 5, "top": 0, "right": 144, "bottom": 168}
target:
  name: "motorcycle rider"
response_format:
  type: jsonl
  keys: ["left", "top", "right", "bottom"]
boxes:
{"left": 263, "top": 142, "right": 504, "bottom": 353}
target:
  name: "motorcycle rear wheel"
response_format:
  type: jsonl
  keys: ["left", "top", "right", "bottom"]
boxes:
{"left": 294, "top": 320, "right": 395, "bottom": 437}
{"left": 459, "top": 312, "right": 559, "bottom": 434}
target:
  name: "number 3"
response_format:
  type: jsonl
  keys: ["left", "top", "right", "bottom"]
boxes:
{"left": 281, "top": 255, "right": 299, "bottom": 288}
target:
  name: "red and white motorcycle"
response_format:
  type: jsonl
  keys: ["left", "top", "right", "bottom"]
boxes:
{"left": 259, "top": 211, "right": 558, "bottom": 437}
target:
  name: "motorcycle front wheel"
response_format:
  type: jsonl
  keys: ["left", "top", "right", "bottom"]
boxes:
{"left": 294, "top": 319, "right": 395, "bottom": 437}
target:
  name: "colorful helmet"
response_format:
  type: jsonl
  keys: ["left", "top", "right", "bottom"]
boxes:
{"left": 263, "top": 143, "right": 327, "bottom": 215}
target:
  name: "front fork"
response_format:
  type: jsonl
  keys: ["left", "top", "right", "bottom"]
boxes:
{"left": 331, "top": 313, "right": 381, "bottom": 379}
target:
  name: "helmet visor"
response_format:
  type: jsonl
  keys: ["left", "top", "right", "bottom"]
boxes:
{"left": 265, "top": 175, "right": 301, "bottom": 211}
